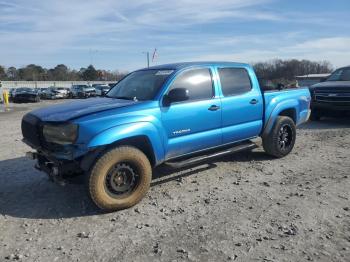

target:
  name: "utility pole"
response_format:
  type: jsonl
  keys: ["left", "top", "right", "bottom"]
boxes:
{"left": 142, "top": 51, "right": 150, "bottom": 68}
{"left": 147, "top": 52, "right": 150, "bottom": 68}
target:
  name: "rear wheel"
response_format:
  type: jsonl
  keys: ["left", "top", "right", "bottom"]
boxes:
{"left": 88, "top": 146, "right": 152, "bottom": 211}
{"left": 262, "top": 116, "right": 296, "bottom": 158}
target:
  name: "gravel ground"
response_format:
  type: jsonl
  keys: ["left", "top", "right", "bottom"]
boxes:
{"left": 0, "top": 100, "right": 349, "bottom": 262}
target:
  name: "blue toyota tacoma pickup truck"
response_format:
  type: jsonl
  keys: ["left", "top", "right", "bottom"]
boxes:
{"left": 22, "top": 62, "right": 311, "bottom": 211}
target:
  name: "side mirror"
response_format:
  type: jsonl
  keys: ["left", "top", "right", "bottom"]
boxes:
{"left": 165, "top": 88, "right": 189, "bottom": 104}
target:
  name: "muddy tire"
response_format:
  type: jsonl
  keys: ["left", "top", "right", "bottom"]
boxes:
{"left": 262, "top": 116, "right": 296, "bottom": 158}
{"left": 88, "top": 146, "right": 152, "bottom": 211}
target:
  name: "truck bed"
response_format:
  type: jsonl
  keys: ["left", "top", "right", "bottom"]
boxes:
{"left": 263, "top": 87, "right": 311, "bottom": 130}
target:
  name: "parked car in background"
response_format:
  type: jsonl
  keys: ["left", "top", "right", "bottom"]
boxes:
{"left": 22, "top": 62, "right": 311, "bottom": 211}
{"left": 64, "top": 87, "right": 72, "bottom": 98}
{"left": 12, "top": 87, "right": 40, "bottom": 103}
{"left": 55, "top": 87, "right": 69, "bottom": 98}
{"left": 43, "top": 87, "right": 69, "bottom": 99}
{"left": 37, "top": 88, "right": 48, "bottom": 99}
{"left": 41, "top": 88, "right": 51, "bottom": 99}
{"left": 94, "top": 84, "right": 111, "bottom": 96}
{"left": 309, "top": 66, "right": 350, "bottom": 120}
{"left": 71, "top": 85, "right": 96, "bottom": 98}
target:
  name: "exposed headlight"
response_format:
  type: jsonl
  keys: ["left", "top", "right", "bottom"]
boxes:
{"left": 43, "top": 123, "right": 78, "bottom": 145}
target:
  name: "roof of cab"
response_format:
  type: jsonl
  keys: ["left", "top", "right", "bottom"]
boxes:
{"left": 141, "top": 61, "right": 250, "bottom": 71}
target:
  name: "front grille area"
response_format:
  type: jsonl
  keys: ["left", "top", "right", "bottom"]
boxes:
{"left": 315, "top": 90, "right": 350, "bottom": 105}
{"left": 21, "top": 114, "right": 41, "bottom": 147}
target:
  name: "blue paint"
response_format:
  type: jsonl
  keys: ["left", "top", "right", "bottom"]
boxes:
{"left": 24, "top": 62, "right": 311, "bottom": 166}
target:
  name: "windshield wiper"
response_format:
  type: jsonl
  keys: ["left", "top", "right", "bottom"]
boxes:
{"left": 112, "top": 96, "right": 138, "bottom": 101}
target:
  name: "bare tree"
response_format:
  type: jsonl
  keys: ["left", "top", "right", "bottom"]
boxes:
{"left": 253, "top": 59, "right": 333, "bottom": 85}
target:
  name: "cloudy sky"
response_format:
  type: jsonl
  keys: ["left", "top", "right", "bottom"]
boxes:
{"left": 0, "top": 0, "right": 349, "bottom": 71}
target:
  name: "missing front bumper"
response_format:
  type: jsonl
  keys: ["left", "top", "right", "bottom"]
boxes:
{"left": 26, "top": 151, "right": 83, "bottom": 185}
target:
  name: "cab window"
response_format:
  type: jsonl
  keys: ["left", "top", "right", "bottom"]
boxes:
{"left": 218, "top": 68, "right": 252, "bottom": 96}
{"left": 168, "top": 68, "right": 213, "bottom": 101}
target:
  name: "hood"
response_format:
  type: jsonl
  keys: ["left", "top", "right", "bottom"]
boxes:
{"left": 30, "top": 97, "right": 138, "bottom": 122}
{"left": 312, "top": 81, "right": 350, "bottom": 90}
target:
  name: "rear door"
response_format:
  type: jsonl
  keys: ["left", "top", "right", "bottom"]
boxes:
{"left": 216, "top": 67, "right": 263, "bottom": 144}
{"left": 161, "top": 67, "right": 222, "bottom": 159}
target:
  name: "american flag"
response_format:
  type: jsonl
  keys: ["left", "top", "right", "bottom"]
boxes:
{"left": 152, "top": 48, "right": 158, "bottom": 62}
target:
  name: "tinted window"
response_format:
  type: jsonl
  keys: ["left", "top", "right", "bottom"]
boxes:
{"left": 218, "top": 68, "right": 252, "bottom": 96}
{"left": 169, "top": 68, "right": 213, "bottom": 101}
{"left": 327, "top": 68, "right": 350, "bottom": 81}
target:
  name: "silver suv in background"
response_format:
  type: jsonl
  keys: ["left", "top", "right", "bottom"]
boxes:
{"left": 71, "top": 85, "right": 96, "bottom": 98}
{"left": 42, "top": 87, "right": 69, "bottom": 99}
{"left": 94, "top": 84, "right": 111, "bottom": 96}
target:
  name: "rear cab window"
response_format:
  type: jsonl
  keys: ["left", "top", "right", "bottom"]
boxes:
{"left": 218, "top": 68, "right": 252, "bottom": 96}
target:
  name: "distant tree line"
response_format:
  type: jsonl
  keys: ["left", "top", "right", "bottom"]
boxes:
{"left": 0, "top": 64, "right": 126, "bottom": 81}
{"left": 0, "top": 59, "right": 334, "bottom": 84}
{"left": 252, "top": 59, "right": 333, "bottom": 85}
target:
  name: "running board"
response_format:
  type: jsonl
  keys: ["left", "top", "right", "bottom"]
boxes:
{"left": 164, "top": 141, "right": 258, "bottom": 169}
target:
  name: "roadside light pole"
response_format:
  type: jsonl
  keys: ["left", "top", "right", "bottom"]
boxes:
{"left": 147, "top": 52, "right": 150, "bottom": 68}
{"left": 142, "top": 51, "right": 150, "bottom": 68}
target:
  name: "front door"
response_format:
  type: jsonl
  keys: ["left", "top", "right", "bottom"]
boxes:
{"left": 161, "top": 68, "right": 222, "bottom": 159}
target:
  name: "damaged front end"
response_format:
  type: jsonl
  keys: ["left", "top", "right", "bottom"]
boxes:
{"left": 22, "top": 113, "right": 86, "bottom": 185}
{"left": 25, "top": 151, "right": 83, "bottom": 185}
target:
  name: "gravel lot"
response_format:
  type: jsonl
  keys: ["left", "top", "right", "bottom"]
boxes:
{"left": 0, "top": 100, "right": 349, "bottom": 262}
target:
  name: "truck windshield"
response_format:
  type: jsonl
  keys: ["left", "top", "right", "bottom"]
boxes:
{"left": 107, "top": 69, "right": 174, "bottom": 101}
{"left": 327, "top": 68, "right": 350, "bottom": 81}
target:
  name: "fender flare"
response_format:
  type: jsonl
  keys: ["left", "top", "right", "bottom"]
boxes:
{"left": 87, "top": 121, "right": 165, "bottom": 165}
{"left": 263, "top": 99, "right": 298, "bottom": 134}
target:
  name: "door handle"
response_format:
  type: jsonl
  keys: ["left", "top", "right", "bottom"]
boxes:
{"left": 250, "top": 99, "right": 258, "bottom": 105}
{"left": 208, "top": 105, "right": 220, "bottom": 111}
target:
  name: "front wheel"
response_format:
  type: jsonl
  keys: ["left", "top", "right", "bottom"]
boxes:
{"left": 88, "top": 146, "right": 152, "bottom": 211}
{"left": 262, "top": 116, "right": 296, "bottom": 158}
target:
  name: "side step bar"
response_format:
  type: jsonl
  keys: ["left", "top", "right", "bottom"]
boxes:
{"left": 164, "top": 141, "right": 258, "bottom": 169}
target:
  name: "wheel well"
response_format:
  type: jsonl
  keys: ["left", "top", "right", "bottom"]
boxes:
{"left": 80, "top": 135, "right": 156, "bottom": 173}
{"left": 279, "top": 108, "right": 296, "bottom": 123}
{"left": 112, "top": 136, "right": 156, "bottom": 166}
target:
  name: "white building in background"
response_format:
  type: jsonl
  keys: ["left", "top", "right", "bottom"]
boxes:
{"left": 296, "top": 74, "right": 330, "bottom": 87}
